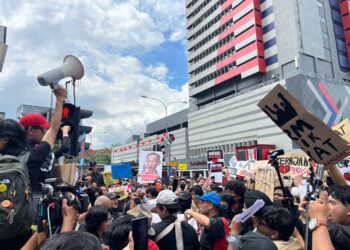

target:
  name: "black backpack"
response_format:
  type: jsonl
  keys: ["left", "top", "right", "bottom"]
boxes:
{"left": 0, "top": 152, "right": 32, "bottom": 239}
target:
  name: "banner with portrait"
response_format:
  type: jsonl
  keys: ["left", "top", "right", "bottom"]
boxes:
{"left": 138, "top": 151, "right": 163, "bottom": 183}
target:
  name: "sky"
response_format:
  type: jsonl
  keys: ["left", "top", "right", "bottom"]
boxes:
{"left": 0, "top": 0, "right": 189, "bottom": 149}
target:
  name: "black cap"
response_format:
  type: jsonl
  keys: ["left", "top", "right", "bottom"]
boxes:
{"left": 235, "top": 232, "right": 278, "bottom": 250}
{"left": 89, "top": 161, "right": 97, "bottom": 167}
{"left": 178, "top": 192, "right": 192, "bottom": 201}
{"left": 244, "top": 189, "right": 272, "bottom": 217}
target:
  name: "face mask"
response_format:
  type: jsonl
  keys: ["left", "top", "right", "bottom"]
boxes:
{"left": 180, "top": 183, "right": 186, "bottom": 190}
{"left": 221, "top": 204, "right": 229, "bottom": 211}
{"left": 143, "top": 197, "right": 149, "bottom": 203}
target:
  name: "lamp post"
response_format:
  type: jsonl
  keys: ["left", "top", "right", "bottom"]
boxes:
{"left": 0, "top": 25, "right": 8, "bottom": 72}
{"left": 141, "top": 95, "right": 188, "bottom": 176}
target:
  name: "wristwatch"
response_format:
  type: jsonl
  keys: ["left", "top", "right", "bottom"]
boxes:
{"left": 308, "top": 218, "right": 327, "bottom": 232}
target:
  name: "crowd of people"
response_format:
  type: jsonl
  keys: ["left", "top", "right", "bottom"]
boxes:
{"left": 0, "top": 86, "right": 349, "bottom": 250}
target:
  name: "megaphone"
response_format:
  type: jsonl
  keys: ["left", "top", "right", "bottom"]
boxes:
{"left": 37, "top": 55, "right": 84, "bottom": 89}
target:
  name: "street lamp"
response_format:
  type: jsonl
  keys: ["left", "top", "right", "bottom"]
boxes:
{"left": 89, "top": 131, "right": 107, "bottom": 150}
{"left": 140, "top": 95, "right": 188, "bottom": 123}
{"left": 0, "top": 25, "right": 8, "bottom": 72}
{"left": 141, "top": 95, "right": 188, "bottom": 176}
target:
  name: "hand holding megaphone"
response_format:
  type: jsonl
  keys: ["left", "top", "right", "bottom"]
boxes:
{"left": 37, "top": 55, "right": 84, "bottom": 89}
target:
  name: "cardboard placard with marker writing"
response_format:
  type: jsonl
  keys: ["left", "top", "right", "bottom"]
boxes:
{"left": 258, "top": 84, "right": 349, "bottom": 167}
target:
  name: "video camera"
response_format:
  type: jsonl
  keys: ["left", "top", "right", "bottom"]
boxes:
{"left": 38, "top": 178, "right": 89, "bottom": 231}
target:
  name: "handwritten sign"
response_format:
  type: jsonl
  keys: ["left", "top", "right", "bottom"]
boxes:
{"left": 332, "top": 119, "right": 350, "bottom": 141}
{"left": 258, "top": 84, "right": 349, "bottom": 166}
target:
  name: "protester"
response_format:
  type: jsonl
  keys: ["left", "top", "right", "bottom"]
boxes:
{"left": 185, "top": 192, "right": 229, "bottom": 250}
{"left": 127, "top": 205, "right": 159, "bottom": 249}
{"left": 225, "top": 180, "right": 246, "bottom": 217}
{"left": 0, "top": 119, "right": 33, "bottom": 249}
{"left": 85, "top": 205, "right": 112, "bottom": 244}
{"left": 104, "top": 214, "right": 135, "bottom": 250}
{"left": 90, "top": 161, "right": 105, "bottom": 187}
{"left": 257, "top": 206, "right": 303, "bottom": 250}
{"left": 299, "top": 185, "right": 350, "bottom": 250}
{"left": 39, "top": 231, "right": 103, "bottom": 250}
{"left": 19, "top": 86, "right": 67, "bottom": 193}
{"left": 153, "top": 190, "right": 199, "bottom": 250}
{"left": 144, "top": 185, "right": 159, "bottom": 212}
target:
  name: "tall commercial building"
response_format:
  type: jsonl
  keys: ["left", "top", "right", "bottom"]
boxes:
{"left": 111, "top": 0, "right": 350, "bottom": 179}
{"left": 185, "top": 0, "right": 350, "bottom": 160}
{"left": 16, "top": 104, "right": 51, "bottom": 120}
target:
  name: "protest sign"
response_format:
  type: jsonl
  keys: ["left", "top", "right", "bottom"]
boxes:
{"left": 111, "top": 164, "right": 132, "bottom": 179}
{"left": 332, "top": 119, "right": 350, "bottom": 141}
{"left": 207, "top": 150, "right": 224, "bottom": 183}
{"left": 258, "top": 84, "right": 349, "bottom": 166}
{"left": 228, "top": 154, "right": 238, "bottom": 177}
{"left": 235, "top": 161, "right": 255, "bottom": 179}
{"left": 138, "top": 151, "right": 162, "bottom": 183}
{"left": 276, "top": 151, "right": 315, "bottom": 177}
{"left": 255, "top": 163, "right": 276, "bottom": 201}
{"left": 336, "top": 159, "right": 350, "bottom": 185}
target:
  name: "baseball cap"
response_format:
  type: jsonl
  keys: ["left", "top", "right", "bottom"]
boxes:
{"left": 156, "top": 190, "right": 178, "bottom": 205}
{"left": 106, "top": 192, "right": 120, "bottom": 200}
{"left": 244, "top": 189, "right": 272, "bottom": 216}
{"left": 196, "top": 192, "right": 221, "bottom": 208}
{"left": 178, "top": 192, "right": 192, "bottom": 201}
{"left": 19, "top": 114, "right": 50, "bottom": 129}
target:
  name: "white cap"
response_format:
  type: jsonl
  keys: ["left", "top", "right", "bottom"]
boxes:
{"left": 156, "top": 190, "right": 178, "bottom": 205}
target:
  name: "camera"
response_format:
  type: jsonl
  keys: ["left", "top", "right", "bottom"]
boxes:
{"left": 38, "top": 178, "right": 89, "bottom": 230}
{"left": 269, "top": 149, "right": 285, "bottom": 160}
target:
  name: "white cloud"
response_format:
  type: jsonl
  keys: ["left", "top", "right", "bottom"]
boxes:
{"left": 0, "top": 0, "right": 188, "bottom": 148}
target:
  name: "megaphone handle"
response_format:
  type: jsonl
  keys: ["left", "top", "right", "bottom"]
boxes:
{"left": 50, "top": 82, "right": 60, "bottom": 90}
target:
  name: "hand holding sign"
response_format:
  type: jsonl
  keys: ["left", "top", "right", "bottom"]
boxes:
{"left": 258, "top": 84, "right": 350, "bottom": 167}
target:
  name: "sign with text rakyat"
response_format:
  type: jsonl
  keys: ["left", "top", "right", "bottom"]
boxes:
{"left": 207, "top": 150, "right": 224, "bottom": 183}
{"left": 258, "top": 84, "right": 349, "bottom": 166}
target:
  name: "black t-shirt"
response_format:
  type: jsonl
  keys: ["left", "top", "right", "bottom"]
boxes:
{"left": 26, "top": 140, "right": 51, "bottom": 192}
{"left": 328, "top": 221, "right": 350, "bottom": 250}
{"left": 152, "top": 215, "right": 199, "bottom": 250}
{"left": 199, "top": 216, "right": 228, "bottom": 250}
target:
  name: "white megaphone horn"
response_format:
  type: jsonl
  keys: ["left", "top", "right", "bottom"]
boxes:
{"left": 37, "top": 55, "right": 84, "bottom": 89}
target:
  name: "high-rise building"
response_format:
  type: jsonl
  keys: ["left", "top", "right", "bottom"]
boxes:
{"left": 185, "top": 0, "right": 350, "bottom": 157}
{"left": 16, "top": 104, "right": 51, "bottom": 120}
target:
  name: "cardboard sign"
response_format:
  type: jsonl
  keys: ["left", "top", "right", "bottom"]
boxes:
{"left": 276, "top": 151, "right": 315, "bottom": 177}
{"left": 255, "top": 165, "right": 276, "bottom": 201}
{"left": 207, "top": 150, "right": 224, "bottom": 183}
{"left": 138, "top": 151, "right": 162, "bottom": 183}
{"left": 111, "top": 164, "right": 132, "bottom": 179}
{"left": 258, "top": 84, "right": 349, "bottom": 166}
{"left": 332, "top": 119, "right": 350, "bottom": 141}
{"left": 178, "top": 163, "right": 188, "bottom": 171}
